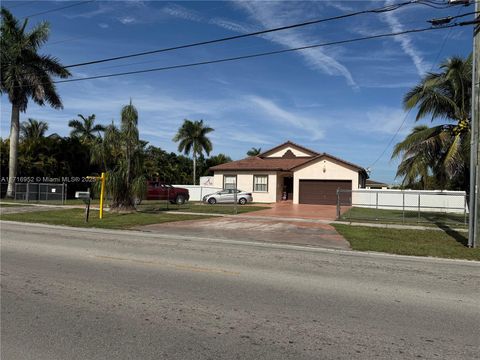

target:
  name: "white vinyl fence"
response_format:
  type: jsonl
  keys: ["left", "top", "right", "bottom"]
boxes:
{"left": 347, "top": 189, "right": 467, "bottom": 214}
{"left": 173, "top": 185, "right": 222, "bottom": 202}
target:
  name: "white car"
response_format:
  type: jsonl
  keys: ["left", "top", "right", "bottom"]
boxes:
{"left": 203, "top": 189, "right": 253, "bottom": 205}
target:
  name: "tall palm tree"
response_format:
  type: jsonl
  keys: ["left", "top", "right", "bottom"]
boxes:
{"left": 1, "top": 8, "right": 70, "bottom": 197}
{"left": 247, "top": 147, "right": 262, "bottom": 156}
{"left": 393, "top": 55, "right": 472, "bottom": 190}
{"left": 68, "top": 114, "right": 105, "bottom": 144}
{"left": 173, "top": 119, "right": 214, "bottom": 185}
{"left": 20, "top": 118, "right": 49, "bottom": 141}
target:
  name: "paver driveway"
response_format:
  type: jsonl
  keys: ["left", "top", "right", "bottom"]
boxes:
{"left": 136, "top": 216, "right": 350, "bottom": 250}
{"left": 242, "top": 202, "right": 348, "bottom": 221}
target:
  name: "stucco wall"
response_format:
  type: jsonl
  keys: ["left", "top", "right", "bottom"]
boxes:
{"left": 293, "top": 158, "right": 360, "bottom": 204}
{"left": 266, "top": 146, "right": 313, "bottom": 158}
{"left": 213, "top": 171, "right": 278, "bottom": 203}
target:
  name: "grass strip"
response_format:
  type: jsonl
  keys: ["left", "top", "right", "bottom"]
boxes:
{"left": 333, "top": 224, "right": 479, "bottom": 261}
{"left": 1, "top": 208, "right": 211, "bottom": 230}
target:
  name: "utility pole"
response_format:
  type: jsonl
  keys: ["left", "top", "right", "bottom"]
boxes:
{"left": 468, "top": 0, "right": 479, "bottom": 248}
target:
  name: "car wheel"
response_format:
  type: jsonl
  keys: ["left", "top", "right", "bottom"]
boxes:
{"left": 208, "top": 197, "right": 216, "bottom": 205}
{"left": 175, "top": 195, "right": 186, "bottom": 205}
{"left": 238, "top": 198, "right": 247, "bottom": 205}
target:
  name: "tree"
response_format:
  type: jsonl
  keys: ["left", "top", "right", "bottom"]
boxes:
{"left": 68, "top": 114, "right": 105, "bottom": 144}
{"left": 173, "top": 119, "right": 214, "bottom": 185}
{"left": 20, "top": 118, "right": 49, "bottom": 141}
{"left": 203, "top": 153, "right": 232, "bottom": 176}
{"left": 393, "top": 55, "right": 472, "bottom": 191}
{"left": 247, "top": 147, "right": 261, "bottom": 156}
{"left": 91, "top": 102, "right": 146, "bottom": 211}
{"left": 1, "top": 8, "right": 71, "bottom": 197}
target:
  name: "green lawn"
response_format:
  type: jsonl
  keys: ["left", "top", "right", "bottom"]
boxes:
{"left": 0, "top": 208, "right": 211, "bottom": 229}
{"left": 340, "top": 207, "right": 467, "bottom": 227}
{"left": 334, "top": 224, "right": 479, "bottom": 261}
{"left": 137, "top": 202, "right": 269, "bottom": 214}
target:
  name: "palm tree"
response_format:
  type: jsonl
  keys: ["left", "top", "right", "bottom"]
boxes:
{"left": 173, "top": 119, "right": 214, "bottom": 185}
{"left": 20, "top": 119, "right": 49, "bottom": 141}
{"left": 90, "top": 102, "right": 146, "bottom": 211}
{"left": 393, "top": 55, "right": 472, "bottom": 191}
{"left": 247, "top": 147, "right": 262, "bottom": 156}
{"left": 68, "top": 114, "right": 105, "bottom": 144}
{"left": 392, "top": 126, "right": 445, "bottom": 189}
{"left": 1, "top": 8, "right": 71, "bottom": 197}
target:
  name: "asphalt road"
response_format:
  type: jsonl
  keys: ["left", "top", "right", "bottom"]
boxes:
{"left": 1, "top": 221, "right": 479, "bottom": 359}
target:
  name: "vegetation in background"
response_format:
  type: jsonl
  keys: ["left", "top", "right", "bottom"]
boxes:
{"left": 68, "top": 114, "right": 105, "bottom": 144}
{"left": 392, "top": 55, "right": 471, "bottom": 191}
{"left": 20, "top": 119, "right": 52, "bottom": 141}
{"left": 247, "top": 147, "right": 262, "bottom": 156}
{"left": 173, "top": 119, "right": 214, "bottom": 185}
{"left": 0, "top": 7, "right": 71, "bottom": 197}
{"left": 334, "top": 224, "right": 479, "bottom": 261}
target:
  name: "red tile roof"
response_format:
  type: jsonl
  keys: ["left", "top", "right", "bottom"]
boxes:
{"left": 209, "top": 156, "right": 311, "bottom": 171}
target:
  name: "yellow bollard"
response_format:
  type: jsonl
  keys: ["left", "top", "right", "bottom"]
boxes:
{"left": 99, "top": 172, "right": 105, "bottom": 219}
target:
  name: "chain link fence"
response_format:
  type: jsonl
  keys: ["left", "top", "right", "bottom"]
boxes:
{"left": 337, "top": 189, "right": 468, "bottom": 227}
{"left": 13, "top": 183, "right": 67, "bottom": 204}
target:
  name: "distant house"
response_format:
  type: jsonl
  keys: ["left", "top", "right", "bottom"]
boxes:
{"left": 365, "top": 179, "right": 389, "bottom": 189}
{"left": 209, "top": 141, "right": 368, "bottom": 205}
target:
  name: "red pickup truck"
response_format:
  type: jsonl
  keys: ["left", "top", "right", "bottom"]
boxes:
{"left": 145, "top": 181, "right": 190, "bottom": 205}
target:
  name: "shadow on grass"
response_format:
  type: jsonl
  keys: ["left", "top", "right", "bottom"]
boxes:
{"left": 432, "top": 221, "right": 469, "bottom": 247}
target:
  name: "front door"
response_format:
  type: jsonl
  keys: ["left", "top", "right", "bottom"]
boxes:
{"left": 283, "top": 177, "right": 293, "bottom": 200}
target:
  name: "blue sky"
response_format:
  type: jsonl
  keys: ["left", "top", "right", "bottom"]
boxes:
{"left": 0, "top": 0, "right": 475, "bottom": 183}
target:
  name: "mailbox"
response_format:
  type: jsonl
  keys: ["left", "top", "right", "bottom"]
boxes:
{"left": 75, "top": 191, "right": 90, "bottom": 200}
{"left": 75, "top": 191, "right": 91, "bottom": 222}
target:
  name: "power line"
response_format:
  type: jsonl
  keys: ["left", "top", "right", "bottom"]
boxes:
{"left": 20, "top": 0, "right": 94, "bottom": 19}
{"left": 95, "top": 19, "right": 435, "bottom": 72}
{"left": 64, "top": 0, "right": 451, "bottom": 69}
{"left": 56, "top": 23, "right": 470, "bottom": 85}
{"left": 368, "top": 7, "right": 469, "bottom": 170}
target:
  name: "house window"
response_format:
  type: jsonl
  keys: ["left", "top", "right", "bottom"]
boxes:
{"left": 223, "top": 175, "right": 237, "bottom": 190}
{"left": 253, "top": 175, "right": 268, "bottom": 192}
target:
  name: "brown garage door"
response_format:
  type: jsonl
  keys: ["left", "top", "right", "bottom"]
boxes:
{"left": 299, "top": 180, "right": 352, "bottom": 205}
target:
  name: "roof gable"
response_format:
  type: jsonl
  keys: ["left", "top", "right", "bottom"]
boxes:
{"left": 259, "top": 141, "right": 318, "bottom": 158}
{"left": 290, "top": 153, "right": 368, "bottom": 175}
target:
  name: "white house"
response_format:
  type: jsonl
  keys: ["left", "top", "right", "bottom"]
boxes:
{"left": 210, "top": 141, "right": 368, "bottom": 205}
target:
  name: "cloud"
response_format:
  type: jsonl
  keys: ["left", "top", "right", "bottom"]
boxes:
{"left": 118, "top": 16, "right": 136, "bottom": 25}
{"left": 326, "top": 2, "right": 354, "bottom": 12}
{"left": 231, "top": 1, "right": 357, "bottom": 88}
{"left": 360, "top": 107, "right": 412, "bottom": 136}
{"left": 98, "top": 23, "right": 109, "bottom": 29}
{"left": 247, "top": 95, "right": 325, "bottom": 140}
{"left": 208, "top": 18, "right": 255, "bottom": 33}
{"left": 162, "top": 3, "right": 203, "bottom": 22}
{"left": 382, "top": 0, "right": 429, "bottom": 76}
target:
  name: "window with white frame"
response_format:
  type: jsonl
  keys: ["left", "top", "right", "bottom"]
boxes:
{"left": 223, "top": 175, "right": 237, "bottom": 190}
{"left": 253, "top": 175, "right": 268, "bottom": 192}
